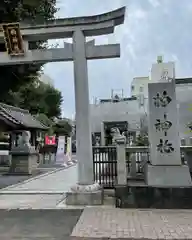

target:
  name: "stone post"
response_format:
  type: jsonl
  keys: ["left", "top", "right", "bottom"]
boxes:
{"left": 130, "top": 154, "right": 137, "bottom": 178}
{"left": 65, "top": 30, "right": 102, "bottom": 205}
{"left": 146, "top": 61, "right": 192, "bottom": 186}
{"left": 100, "top": 122, "right": 105, "bottom": 146}
{"left": 116, "top": 138, "right": 127, "bottom": 185}
{"left": 72, "top": 29, "right": 94, "bottom": 185}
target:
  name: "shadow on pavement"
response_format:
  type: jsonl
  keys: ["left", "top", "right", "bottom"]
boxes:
{"left": 0, "top": 209, "right": 82, "bottom": 239}
{"left": 0, "top": 169, "right": 48, "bottom": 189}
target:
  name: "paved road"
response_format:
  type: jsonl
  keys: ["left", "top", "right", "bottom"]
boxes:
{"left": 0, "top": 153, "right": 77, "bottom": 190}
{"left": 0, "top": 194, "right": 65, "bottom": 209}
{"left": 0, "top": 165, "right": 77, "bottom": 209}
{"left": 0, "top": 171, "right": 44, "bottom": 189}
{"left": 0, "top": 164, "right": 77, "bottom": 193}
{"left": 0, "top": 167, "right": 54, "bottom": 190}
{"left": 0, "top": 209, "right": 82, "bottom": 240}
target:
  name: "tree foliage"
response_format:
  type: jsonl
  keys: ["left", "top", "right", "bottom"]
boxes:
{"left": 134, "top": 134, "right": 149, "bottom": 146}
{"left": 6, "top": 80, "right": 63, "bottom": 118}
{"left": 36, "top": 116, "right": 73, "bottom": 137}
{"left": 36, "top": 113, "right": 54, "bottom": 127}
{"left": 36, "top": 113, "right": 54, "bottom": 135}
{"left": 53, "top": 120, "right": 72, "bottom": 137}
{"left": 0, "top": 0, "right": 57, "bottom": 98}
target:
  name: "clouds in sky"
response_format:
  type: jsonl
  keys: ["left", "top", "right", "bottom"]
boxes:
{"left": 44, "top": 0, "right": 192, "bottom": 117}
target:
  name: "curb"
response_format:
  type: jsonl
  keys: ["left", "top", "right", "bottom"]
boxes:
{"left": 0, "top": 191, "right": 66, "bottom": 195}
{"left": 0, "top": 162, "right": 77, "bottom": 192}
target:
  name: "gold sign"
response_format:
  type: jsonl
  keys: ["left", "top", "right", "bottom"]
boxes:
{"left": 2, "top": 23, "right": 24, "bottom": 56}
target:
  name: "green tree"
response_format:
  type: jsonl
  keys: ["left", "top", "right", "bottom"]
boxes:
{"left": 134, "top": 134, "right": 149, "bottom": 146}
{"left": 53, "top": 120, "right": 72, "bottom": 137}
{"left": 8, "top": 80, "right": 63, "bottom": 118}
{"left": 0, "top": 0, "right": 57, "bottom": 99}
{"left": 36, "top": 115, "right": 73, "bottom": 137}
{"left": 43, "top": 84, "right": 63, "bottom": 118}
{"left": 36, "top": 113, "right": 54, "bottom": 128}
{"left": 36, "top": 113, "right": 54, "bottom": 135}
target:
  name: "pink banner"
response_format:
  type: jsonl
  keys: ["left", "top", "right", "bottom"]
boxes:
{"left": 45, "top": 135, "right": 56, "bottom": 145}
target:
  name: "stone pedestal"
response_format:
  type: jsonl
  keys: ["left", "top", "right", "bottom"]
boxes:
{"left": 66, "top": 190, "right": 103, "bottom": 205}
{"left": 65, "top": 183, "right": 103, "bottom": 206}
{"left": 9, "top": 151, "right": 38, "bottom": 174}
{"left": 146, "top": 164, "right": 192, "bottom": 187}
{"left": 115, "top": 185, "right": 135, "bottom": 208}
{"left": 9, "top": 131, "right": 39, "bottom": 175}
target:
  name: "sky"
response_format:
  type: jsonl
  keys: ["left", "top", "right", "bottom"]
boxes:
{"left": 44, "top": 0, "right": 192, "bottom": 118}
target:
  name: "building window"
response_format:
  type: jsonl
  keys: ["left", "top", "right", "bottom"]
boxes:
{"left": 131, "top": 85, "right": 135, "bottom": 91}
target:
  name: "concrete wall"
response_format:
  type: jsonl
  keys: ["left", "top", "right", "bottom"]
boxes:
{"left": 90, "top": 83, "right": 192, "bottom": 142}
{"left": 90, "top": 99, "right": 148, "bottom": 133}
{"left": 176, "top": 84, "right": 192, "bottom": 140}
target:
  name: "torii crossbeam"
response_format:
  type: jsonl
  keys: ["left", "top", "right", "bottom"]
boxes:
{"left": 0, "top": 40, "right": 120, "bottom": 65}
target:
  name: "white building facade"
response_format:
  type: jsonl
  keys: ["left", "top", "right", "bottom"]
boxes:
{"left": 90, "top": 59, "right": 192, "bottom": 145}
{"left": 90, "top": 96, "right": 147, "bottom": 145}
{"left": 131, "top": 76, "right": 150, "bottom": 98}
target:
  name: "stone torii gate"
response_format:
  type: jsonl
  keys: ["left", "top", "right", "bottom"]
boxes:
{"left": 1, "top": 7, "right": 126, "bottom": 204}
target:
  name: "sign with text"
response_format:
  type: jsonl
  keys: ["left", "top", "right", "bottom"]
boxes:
{"left": 66, "top": 137, "right": 72, "bottom": 161}
{"left": 2, "top": 23, "right": 25, "bottom": 56}
{"left": 55, "top": 136, "right": 65, "bottom": 164}
{"left": 45, "top": 135, "right": 56, "bottom": 145}
{"left": 148, "top": 81, "right": 181, "bottom": 165}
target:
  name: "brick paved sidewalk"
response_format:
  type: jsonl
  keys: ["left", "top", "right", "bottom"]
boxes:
{"left": 71, "top": 207, "right": 192, "bottom": 239}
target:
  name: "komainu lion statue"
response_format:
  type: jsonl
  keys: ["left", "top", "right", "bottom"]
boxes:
{"left": 111, "top": 127, "right": 126, "bottom": 144}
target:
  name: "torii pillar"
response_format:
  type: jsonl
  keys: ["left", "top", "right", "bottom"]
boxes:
{"left": 66, "top": 36, "right": 123, "bottom": 205}
{"left": 73, "top": 31, "right": 93, "bottom": 186}
{"left": 66, "top": 23, "right": 125, "bottom": 205}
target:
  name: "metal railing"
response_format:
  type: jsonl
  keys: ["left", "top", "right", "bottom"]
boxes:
{"left": 93, "top": 145, "right": 192, "bottom": 188}
{"left": 126, "top": 146, "right": 192, "bottom": 178}
{"left": 38, "top": 153, "right": 56, "bottom": 165}
{"left": 38, "top": 145, "right": 57, "bottom": 164}
{"left": 93, "top": 146, "right": 117, "bottom": 188}
{"left": 125, "top": 146, "right": 149, "bottom": 179}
